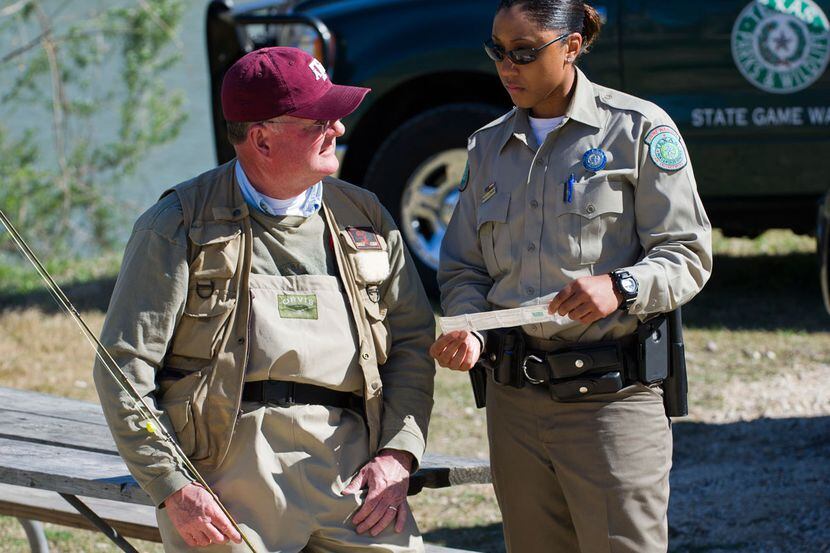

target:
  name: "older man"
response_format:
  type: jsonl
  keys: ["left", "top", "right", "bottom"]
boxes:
{"left": 93, "top": 47, "right": 435, "bottom": 552}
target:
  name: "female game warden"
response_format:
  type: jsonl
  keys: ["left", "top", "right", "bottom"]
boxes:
{"left": 430, "top": 1, "right": 712, "bottom": 552}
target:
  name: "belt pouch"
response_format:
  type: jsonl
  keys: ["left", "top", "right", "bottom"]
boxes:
{"left": 638, "top": 315, "right": 670, "bottom": 384}
{"left": 549, "top": 371, "right": 624, "bottom": 401}
{"left": 485, "top": 328, "right": 525, "bottom": 388}
{"left": 545, "top": 342, "right": 625, "bottom": 401}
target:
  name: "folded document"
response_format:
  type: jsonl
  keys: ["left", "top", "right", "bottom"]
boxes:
{"left": 439, "top": 303, "right": 577, "bottom": 334}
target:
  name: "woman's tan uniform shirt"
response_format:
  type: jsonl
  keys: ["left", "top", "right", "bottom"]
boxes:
{"left": 440, "top": 68, "right": 712, "bottom": 340}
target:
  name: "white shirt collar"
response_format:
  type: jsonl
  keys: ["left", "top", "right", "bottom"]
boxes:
{"left": 235, "top": 161, "right": 322, "bottom": 217}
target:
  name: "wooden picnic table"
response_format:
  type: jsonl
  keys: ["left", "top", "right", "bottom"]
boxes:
{"left": 0, "top": 386, "right": 491, "bottom": 553}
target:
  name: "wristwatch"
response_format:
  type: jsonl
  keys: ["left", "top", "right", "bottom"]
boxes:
{"left": 610, "top": 269, "right": 638, "bottom": 312}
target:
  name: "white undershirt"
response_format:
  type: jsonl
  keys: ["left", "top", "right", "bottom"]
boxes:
{"left": 528, "top": 115, "right": 566, "bottom": 147}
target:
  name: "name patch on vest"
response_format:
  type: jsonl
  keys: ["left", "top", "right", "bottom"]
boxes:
{"left": 346, "top": 227, "right": 382, "bottom": 250}
{"left": 277, "top": 294, "right": 318, "bottom": 320}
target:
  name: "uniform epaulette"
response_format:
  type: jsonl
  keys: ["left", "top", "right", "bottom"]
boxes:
{"left": 469, "top": 108, "right": 517, "bottom": 140}
{"left": 593, "top": 84, "right": 667, "bottom": 124}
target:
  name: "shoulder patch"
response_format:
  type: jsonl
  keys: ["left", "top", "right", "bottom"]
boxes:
{"left": 644, "top": 125, "right": 688, "bottom": 172}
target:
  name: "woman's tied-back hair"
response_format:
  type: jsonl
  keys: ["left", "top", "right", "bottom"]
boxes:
{"left": 497, "top": 0, "right": 603, "bottom": 54}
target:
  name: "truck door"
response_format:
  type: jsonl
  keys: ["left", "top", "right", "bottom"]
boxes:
{"left": 620, "top": 0, "right": 830, "bottom": 236}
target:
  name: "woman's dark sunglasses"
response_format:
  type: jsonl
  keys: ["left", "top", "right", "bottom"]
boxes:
{"left": 484, "top": 33, "right": 570, "bottom": 65}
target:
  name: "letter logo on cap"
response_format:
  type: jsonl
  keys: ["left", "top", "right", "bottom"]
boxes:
{"left": 309, "top": 59, "right": 327, "bottom": 81}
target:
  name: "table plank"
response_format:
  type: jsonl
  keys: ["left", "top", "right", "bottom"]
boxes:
{"left": 0, "top": 483, "right": 160, "bottom": 541}
{"left": 0, "top": 386, "right": 491, "bottom": 502}
{"left": 0, "top": 437, "right": 150, "bottom": 504}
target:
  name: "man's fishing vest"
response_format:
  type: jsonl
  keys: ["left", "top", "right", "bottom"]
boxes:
{"left": 156, "top": 161, "right": 391, "bottom": 471}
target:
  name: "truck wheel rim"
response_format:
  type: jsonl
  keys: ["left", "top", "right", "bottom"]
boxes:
{"left": 400, "top": 148, "right": 468, "bottom": 271}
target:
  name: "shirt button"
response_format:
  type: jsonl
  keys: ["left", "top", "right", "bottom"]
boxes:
{"left": 527, "top": 243, "right": 536, "bottom": 252}
{"left": 526, "top": 287, "right": 535, "bottom": 295}
{"left": 530, "top": 200, "right": 539, "bottom": 208}
{"left": 362, "top": 352, "right": 370, "bottom": 360}
{"left": 586, "top": 204, "right": 596, "bottom": 214}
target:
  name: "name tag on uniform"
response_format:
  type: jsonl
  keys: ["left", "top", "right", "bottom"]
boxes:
{"left": 277, "top": 294, "right": 318, "bottom": 320}
{"left": 346, "top": 226, "right": 382, "bottom": 250}
{"left": 481, "top": 182, "right": 497, "bottom": 204}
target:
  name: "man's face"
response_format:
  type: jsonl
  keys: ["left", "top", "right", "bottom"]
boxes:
{"left": 263, "top": 116, "right": 346, "bottom": 178}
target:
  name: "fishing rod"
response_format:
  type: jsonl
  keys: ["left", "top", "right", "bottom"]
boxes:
{"left": 0, "top": 208, "right": 258, "bottom": 552}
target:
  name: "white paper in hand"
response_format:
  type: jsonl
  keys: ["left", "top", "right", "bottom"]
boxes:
{"left": 439, "top": 298, "right": 578, "bottom": 334}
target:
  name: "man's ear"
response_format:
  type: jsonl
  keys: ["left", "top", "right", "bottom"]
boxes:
{"left": 250, "top": 125, "right": 272, "bottom": 157}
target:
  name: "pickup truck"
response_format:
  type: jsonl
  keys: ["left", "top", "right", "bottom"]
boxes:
{"left": 205, "top": 0, "right": 830, "bottom": 296}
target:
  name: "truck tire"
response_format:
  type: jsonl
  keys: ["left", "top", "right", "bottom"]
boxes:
{"left": 363, "top": 102, "right": 506, "bottom": 298}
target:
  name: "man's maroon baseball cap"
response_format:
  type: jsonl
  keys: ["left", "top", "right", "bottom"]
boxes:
{"left": 221, "top": 47, "right": 371, "bottom": 122}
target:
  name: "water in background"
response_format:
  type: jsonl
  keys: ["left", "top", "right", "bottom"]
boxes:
{"left": 1, "top": 0, "right": 217, "bottom": 245}
{"left": 123, "top": 0, "right": 215, "bottom": 215}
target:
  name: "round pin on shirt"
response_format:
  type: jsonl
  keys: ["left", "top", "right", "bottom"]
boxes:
{"left": 582, "top": 148, "right": 607, "bottom": 172}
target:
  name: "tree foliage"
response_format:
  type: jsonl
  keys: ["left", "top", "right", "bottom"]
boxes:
{"left": 0, "top": 0, "right": 186, "bottom": 257}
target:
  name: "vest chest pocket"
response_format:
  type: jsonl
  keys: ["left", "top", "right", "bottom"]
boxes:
{"left": 170, "top": 223, "right": 241, "bottom": 360}
{"left": 476, "top": 193, "right": 511, "bottom": 277}
{"left": 556, "top": 177, "right": 624, "bottom": 266}
{"left": 339, "top": 228, "right": 392, "bottom": 364}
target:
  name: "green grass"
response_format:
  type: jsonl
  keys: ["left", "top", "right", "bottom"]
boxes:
{"left": 0, "top": 251, "right": 122, "bottom": 297}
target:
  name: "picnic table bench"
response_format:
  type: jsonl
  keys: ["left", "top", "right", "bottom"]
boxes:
{"left": 0, "top": 386, "right": 492, "bottom": 553}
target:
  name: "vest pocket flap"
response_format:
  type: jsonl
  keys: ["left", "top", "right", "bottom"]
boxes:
{"left": 188, "top": 223, "right": 242, "bottom": 246}
{"left": 339, "top": 228, "right": 388, "bottom": 253}
{"left": 561, "top": 178, "right": 624, "bottom": 219}
{"left": 476, "top": 193, "right": 510, "bottom": 230}
{"left": 183, "top": 288, "right": 236, "bottom": 317}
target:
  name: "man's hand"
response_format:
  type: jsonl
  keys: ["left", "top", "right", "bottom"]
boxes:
{"left": 164, "top": 483, "right": 242, "bottom": 548}
{"left": 342, "top": 449, "right": 413, "bottom": 536}
{"left": 429, "top": 330, "right": 482, "bottom": 371}
{"left": 548, "top": 274, "right": 622, "bottom": 325}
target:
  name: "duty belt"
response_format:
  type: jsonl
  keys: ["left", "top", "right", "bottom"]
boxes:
{"left": 482, "top": 329, "right": 648, "bottom": 400}
{"left": 520, "top": 334, "right": 640, "bottom": 385}
{"left": 241, "top": 380, "right": 364, "bottom": 416}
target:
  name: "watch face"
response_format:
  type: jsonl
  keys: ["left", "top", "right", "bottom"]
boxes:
{"left": 622, "top": 278, "right": 637, "bottom": 294}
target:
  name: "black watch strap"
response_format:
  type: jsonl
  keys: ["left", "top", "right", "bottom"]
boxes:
{"left": 610, "top": 270, "right": 638, "bottom": 312}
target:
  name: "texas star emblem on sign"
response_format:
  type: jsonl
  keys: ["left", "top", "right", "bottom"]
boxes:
{"left": 732, "top": 0, "right": 830, "bottom": 94}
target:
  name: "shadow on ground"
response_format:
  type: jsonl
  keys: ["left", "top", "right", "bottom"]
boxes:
{"left": 0, "top": 277, "right": 115, "bottom": 313}
{"left": 424, "top": 416, "right": 830, "bottom": 553}
{"left": 684, "top": 252, "right": 828, "bottom": 332}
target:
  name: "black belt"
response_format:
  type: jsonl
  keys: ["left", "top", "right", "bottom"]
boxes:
{"left": 520, "top": 334, "right": 640, "bottom": 385}
{"left": 242, "top": 380, "right": 364, "bottom": 415}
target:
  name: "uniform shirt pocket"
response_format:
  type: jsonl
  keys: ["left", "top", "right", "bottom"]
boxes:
{"left": 557, "top": 176, "right": 624, "bottom": 266}
{"left": 476, "top": 193, "right": 512, "bottom": 277}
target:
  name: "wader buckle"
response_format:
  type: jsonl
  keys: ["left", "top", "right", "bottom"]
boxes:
{"left": 196, "top": 280, "right": 215, "bottom": 299}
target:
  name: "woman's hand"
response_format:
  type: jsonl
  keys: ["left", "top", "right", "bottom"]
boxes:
{"left": 548, "top": 274, "right": 623, "bottom": 324}
{"left": 429, "top": 330, "right": 482, "bottom": 371}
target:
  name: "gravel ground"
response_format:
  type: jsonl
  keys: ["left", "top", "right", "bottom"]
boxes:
{"left": 669, "top": 365, "right": 830, "bottom": 553}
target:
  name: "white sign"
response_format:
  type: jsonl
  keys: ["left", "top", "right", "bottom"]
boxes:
{"left": 691, "top": 105, "right": 830, "bottom": 127}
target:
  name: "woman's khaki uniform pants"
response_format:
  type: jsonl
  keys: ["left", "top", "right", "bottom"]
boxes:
{"left": 487, "top": 380, "right": 672, "bottom": 553}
